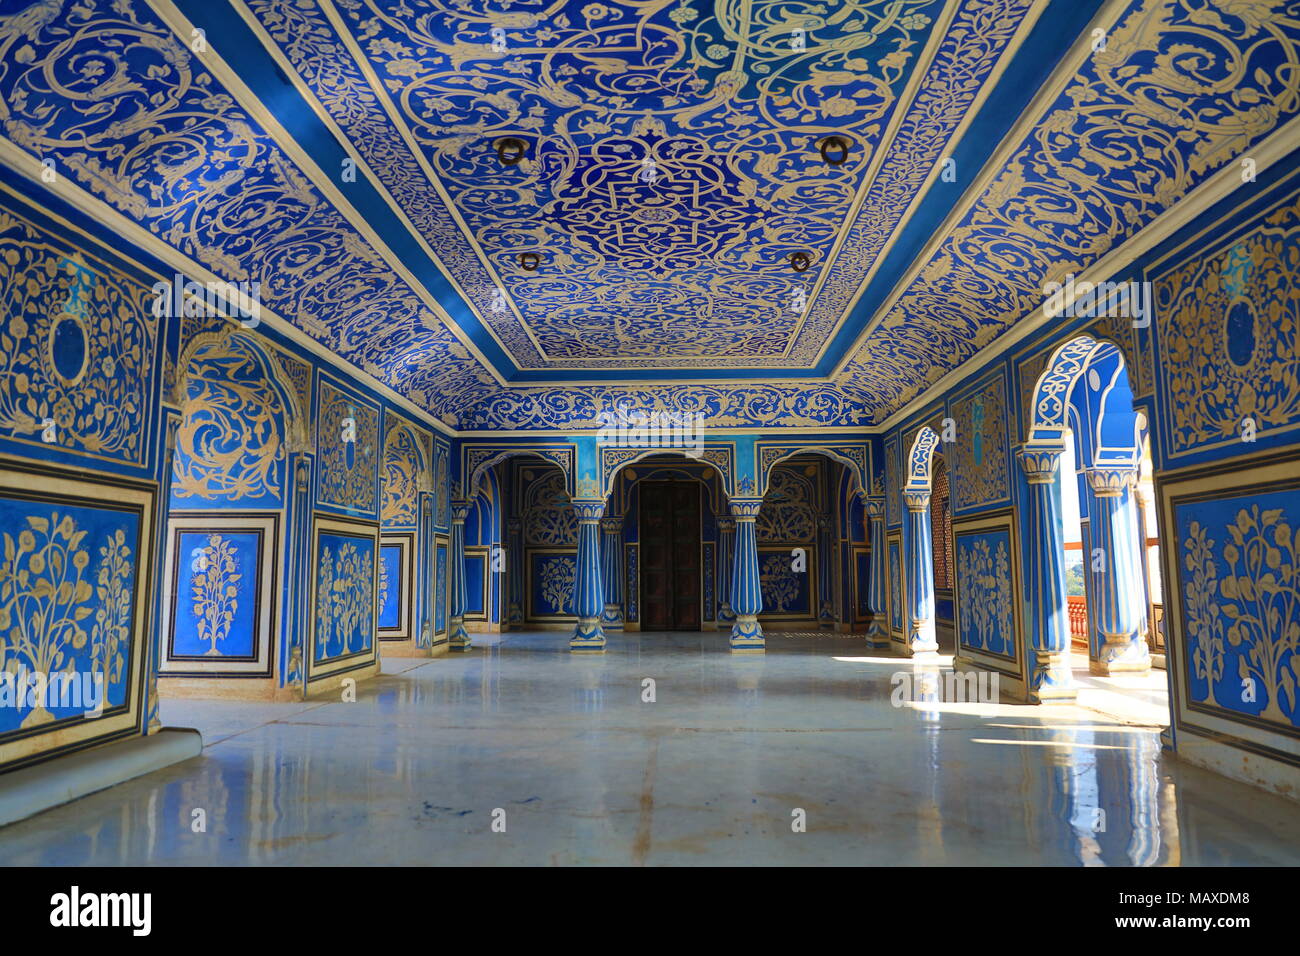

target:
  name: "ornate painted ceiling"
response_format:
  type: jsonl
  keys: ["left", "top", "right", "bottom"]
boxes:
{"left": 2, "top": 0, "right": 1299, "bottom": 429}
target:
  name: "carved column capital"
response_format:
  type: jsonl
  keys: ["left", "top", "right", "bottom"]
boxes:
{"left": 864, "top": 496, "right": 886, "bottom": 518}
{"left": 716, "top": 516, "right": 736, "bottom": 533}
{"left": 729, "top": 497, "right": 763, "bottom": 520}
{"left": 573, "top": 499, "right": 604, "bottom": 521}
{"left": 451, "top": 501, "right": 470, "bottom": 523}
{"left": 599, "top": 516, "right": 623, "bottom": 534}
{"left": 1085, "top": 465, "right": 1136, "bottom": 498}
{"left": 903, "top": 489, "right": 930, "bottom": 512}
{"left": 1017, "top": 445, "right": 1063, "bottom": 483}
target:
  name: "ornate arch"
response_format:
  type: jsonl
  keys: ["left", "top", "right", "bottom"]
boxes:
{"left": 905, "top": 426, "right": 942, "bottom": 491}
{"left": 462, "top": 444, "right": 576, "bottom": 500}
{"left": 755, "top": 442, "right": 868, "bottom": 498}
{"left": 602, "top": 447, "right": 733, "bottom": 505}
{"left": 614, "top": 460, "right": 727, "bottom": 514}
{"left": 1026, "top": 333, "right": 1139, "bottom": 447}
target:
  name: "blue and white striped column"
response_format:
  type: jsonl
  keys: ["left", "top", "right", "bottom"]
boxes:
{"left": 864, "top": 497, "right": 889, "bottom": 648}
{"left": 716, "top": 516, "right": 736, "bottom": 625}
{"left": 904, "top": 489, "right": 938, "bottom": 655}
{"left": 448, "top": 501, "right": 471, "bottom": 651}
{"left": 729, "top": 498, "right": 765, "bottom": 652}
{"left": 1085, "top": 466, "right": 1150, "bottom": 675}
{"left": 600, "top": 515, "right": 623, "bottom": 631}
{"left": 1018, "top": 448, "right": 1076, "bottom": 702}
{"left": 570, "top": 500, "right": 606, "bottom": 652}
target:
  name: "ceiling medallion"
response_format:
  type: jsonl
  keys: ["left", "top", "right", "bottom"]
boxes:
{"left": 818, "top": 135, "right": 851, "bottom": 167}
{"left": 495, "top": 137, "right": 530, "bottom": 166}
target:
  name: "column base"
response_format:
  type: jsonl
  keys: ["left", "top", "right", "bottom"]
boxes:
{"left": 448, "top": 619, "right": 472, "bottom": 651}
{"left": 1091, "top": 639, "right": 1152, "bottom": 677}
{"left": 730, "top": 615, "right": 765, "bottom": 652}
{"left": 864, "top": 618, "right": 890, "bottom": 648}
{"left": 907, "top": 620, "right": 938, "bottom": 656}
{"left": 570, "top": 617, "right": 606, "bottom": 652}
{"left": 717, "top": 606, "right": 736, "bottom": 625}
{"left": 1030, "top": 652, "right": 1078, "bottom": 704}
{"left": 601, "top": 604, "right": 624, "bottom": 631}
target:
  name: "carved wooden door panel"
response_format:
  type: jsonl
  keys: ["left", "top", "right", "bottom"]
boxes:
{"left": 639, "top": 481, "right": 701, "bottom": 630}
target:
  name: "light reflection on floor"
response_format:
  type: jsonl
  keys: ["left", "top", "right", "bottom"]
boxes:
{"left": 0, "top": 631, "right": 1296, "bottom": 866}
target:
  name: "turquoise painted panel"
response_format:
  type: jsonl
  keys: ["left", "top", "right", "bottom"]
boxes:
{"left": 1174, "top": 488, "right": 1300, "bottom": 730}
{"left": 0, "top": 497, "right": 138, "bottom": 732}
{"left": 314, "top": 531, "right": 374, "bottom": 662}
{"left": 377, "top": 544, "right": 403, "bottom": 631}
{"left": 171, "top": 530, "right": 261, "bottom": 659}
{"left": 955, "top": 528, "right": 1016, "bottom": 659}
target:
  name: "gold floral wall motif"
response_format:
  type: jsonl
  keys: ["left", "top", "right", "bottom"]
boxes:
{"left": 524, "top": 470, "right": 577, "bottom": 547}
{"left": 0, "top": 513, "right": 133, "bottom": 729}
{"left": 885, "top": 436, "right": 902, "bottom": 527}
{"left": 760, "top": 553, "right": 801, "bottom": 613}
{"left": 381, "top": 416, "right": 424, "bottom": 529}
{"left": 172, "top": 336, "right": 287, "bottom": 505}
{"left": 757, "top": 465, "right": 818, "bottom": 543}
{"left": 538, "top": 557, "right": 576, "bottom": 615}
{"left": 956, "top": 533, "right": 1012, "bottom": 655}
{"left": 314, "top": 536, "right": 375, "bottom": 661}
{"left": 189, "top": 534, "right": 240, "bottom": 656}
{"left": 317, "top": 381, "right": 379, "bottom": 515}
{"left": 1154, "top": 193, "right": 1300, "bottom": 458}
{"left": 1179, "top": 503, "right": 1299, "bottom": 729}
{"left": 0, "top": 208, "right": 157, "bottom": 467}
{"left": 951, "top": 374, "right": 1009, "bottom": 511}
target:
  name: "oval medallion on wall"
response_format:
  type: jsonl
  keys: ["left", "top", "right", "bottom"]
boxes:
{"left": 48, "top": 311, "right": 89, "bottom": 386}
{"left": 1224, "top": 297, "right": 1258, "bottom": 371}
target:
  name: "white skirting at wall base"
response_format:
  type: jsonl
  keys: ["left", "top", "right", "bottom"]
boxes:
{"left": 0, "top": 728, "right": 204, "bottom": 828}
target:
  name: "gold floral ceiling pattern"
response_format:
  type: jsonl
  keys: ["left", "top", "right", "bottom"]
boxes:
{"left": 246, "top": 0, "right": 988, "bottom": 369}
{"left": 2, "top": 0, "right": 1298, "bottom": 429}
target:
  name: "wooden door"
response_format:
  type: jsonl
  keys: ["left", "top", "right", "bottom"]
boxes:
{"left": 639, "top": 481, "right": 701, "bottom": 630}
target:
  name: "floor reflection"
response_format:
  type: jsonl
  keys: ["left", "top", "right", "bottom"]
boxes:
{"left": 0, "top": 631, "right": 1296, "bottom": 866}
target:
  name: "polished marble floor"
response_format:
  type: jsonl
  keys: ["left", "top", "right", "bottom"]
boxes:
{"left": 1, "top": 631, "right": 1297, "bottom": 866}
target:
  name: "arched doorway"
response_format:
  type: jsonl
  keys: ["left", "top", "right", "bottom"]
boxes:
{"left": 609, "top": 454, "right": 729, "bottom": 632}
{"left": 1022, "top": 334, "right": 1164, "bottom": 703}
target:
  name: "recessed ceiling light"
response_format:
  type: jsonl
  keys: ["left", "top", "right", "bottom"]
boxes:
{"left": 518, "top": 252, "right": 541, "bottom": 271}
{"left": 790, "top": 251, "right": 812, "bottom": 272}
